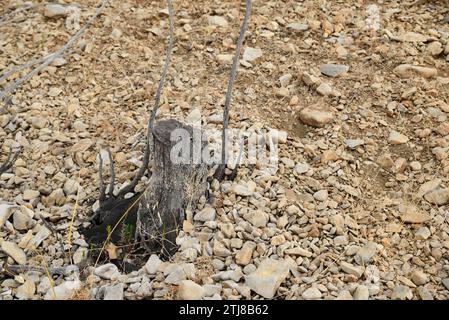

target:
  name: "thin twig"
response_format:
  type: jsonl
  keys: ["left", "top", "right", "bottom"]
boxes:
{"left": 115, "top": 0, "right": 174, "bottom": 198}
{"left": 219, "top": 0, "right": 251, "bottom": 174}
{"left": 39, "top": 216, "right": 67, "bottom": 259}
{"left": 0, "top": 146, "right": 22, "bottom": 174}
{"left": 3, "top": 263, "right": 79, "bottom": 276}
{"left": 0, "top": 0, "right": 111, "bottom": 102}
{"left": 107, "top": 148, "right": 115, "bottom": 198}
{"left": 98, "top": 152, "right": 106, "bottom": 203}
{"left": 0, "top": 53, "right": 55, "bottom": 83}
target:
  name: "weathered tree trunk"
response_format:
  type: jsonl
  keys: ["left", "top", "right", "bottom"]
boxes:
{"left": 82, "top": 119, "right": 209, "bottom": 259}
{"left": 136, "top": 118, "right": 209, "bottom": 258}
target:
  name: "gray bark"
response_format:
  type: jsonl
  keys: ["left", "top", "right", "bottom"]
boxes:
{"left": 136, "top": 118, "right": 209, "bottom": 257}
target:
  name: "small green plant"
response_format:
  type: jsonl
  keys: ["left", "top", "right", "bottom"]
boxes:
{"left": 88, "top": 242, "right": 94, "bottom": 257}
{"left": 106, "top": 225, "right": 112, "bottom": 238}
{"left": 123, "top": 223, "right": 134, "bottom": 243}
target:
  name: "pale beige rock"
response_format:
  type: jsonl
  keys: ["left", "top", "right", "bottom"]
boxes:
{"left": 299, "top": 106, "right": 334, "bottom": 127}
{"left": 245, "top": 259, "right": 290, "bottom": 299}
{"left": 1, "top": 241, "right": 27, "bottom": 264}
{"left": 235, "top": 241, "right": 256, "bottom": 265}
{"left": 177, "top": 280, "right": 205, "bottom": 300}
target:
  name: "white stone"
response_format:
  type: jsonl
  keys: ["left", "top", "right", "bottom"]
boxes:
{"left": 243, "top": 47, "right": 263, "bottom": 62}
{"left": 194, "top": 207, "right": 216, "bottom": 222}
{"left": 94, "top": 263, "right": 120, "bottom": 280}
{"left": 145, "top": 254, "right": 162, "bottom": 274}
{"left": 302, "top": 287, "right": 322, "bottom": 300}
{"left": 177, "top": 280, "right": 205, "bottom": 300}
{"left": 1, "top": 241, "right": 26, "bottom": 264}
{"left": 245, "top": 258, "right": 289, "bottom": 299}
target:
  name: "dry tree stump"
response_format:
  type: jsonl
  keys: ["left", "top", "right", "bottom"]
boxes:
{"left": 137, "top": 119, "right": 209, "bottom": 257}
{"left": 82, "top": 119, "right": 209, "bottom": 260}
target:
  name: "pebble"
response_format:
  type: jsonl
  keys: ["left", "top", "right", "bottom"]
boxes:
{"left": 401, "top": 211, "right": 431, "bottom": 224}
{"left": 44, "top": 4, "right": 70, "bottom": 17}
{"left": 1, "top": 241, "right": 27, "bottom": 264}
{"left": 388, "top": 131, "right": 409, "bottom": 144}
{"left": 110, "top": 28, "right": 122, "bottom": 40}
{"left": 294, "top": 162, "right": 310, "bottom": 174}
{"left": 415, "top": 227, "right": 431, "bottom": 240}
{"left": 26, "top": 226, "right": 51, "bottom": 250}
{"left": 345, "top": 139, "right": 365, "bottom": 149}
{"left": 313, "top": 190, "right": 328, "bottom": 202}
{"left": 208, "top": 16, "right": 228, "bottom": 27}
{"left": 320, "top": 64, "right": 349, "bottom": 77}
{"left": 177, "top": 280, "right": 205, "bottom": 300}
{"left": 287, "top": 23, "right": 309, "bottom": 32}
{"left": 44, "top": 280, "right": 81, "bottom": 300}
{"left": 103, "top": 283, "right": 124, "bottom": 300}
{"left": 216, "top": 54, "right": 233, "bottom": 64}
{"left": 391, "top": 285, "right": 412, "bottom": 300}
{"left": 417, "top": 287, "right": 433, "bottom": 300}
{"left": 23, "top": 190, "right": 40, "bottom": 200}
{"left": 355, "top": 242, "right": 377, "bottom": 264}
{"left": 299, "top": 106, "right": 334, "bottom": 127}
{"left": 284, "top": 247, "right": 313, "bottom": 257}
{"left": 13, "top": 209, "right": 32, "bottom": 230}
{"left": 0, "top": 204, "right": 16, "bottom": 227}
{"left": 232, "top": 184, "right": 253, "bottom": 197}
{"left": 316, "top": 83, "right": 333, "bottom": 96}
{"left": 302, "top": 287, "right": 322, "bottom": 300}
{"left": 442, "top": 278, "right": 449, "bottom": 290}
{"left": 427, "top": 41, "right": 443, "bottom": 56}
{"left": 94, "top": 263, "right": 120, "bottom": 280}
{"left": 186, "top": 108, "right": 201, "bottom": 124}
{"left": 334, "top": 235, "right": 348, "bottom": 246}
{"left": 243, "top": 210, "right": 268, "bottom": 228}
{"left": 63, "top": 179, "right": 79, "bottom": 195}
{"left": 409, "top": 161, "right": 422, "bottom": 171}
{"left": 393, "top": 64, "right": 438, "bottom": 79}
{"left": 353, "top": 285, "right": 369, "bottom": 300}
{"left": 243, "top": 47, "right": 263, "bottom": 62}
{"left": 194, "top": 207, "right": 216, "bottom": 222}
{"left": 424, "top": 188, "right": 449, "bottom": 205}
{"left": 145, "top": 254, "right": 162, "bottom": 274}
{"left": 410, "top": 270, "right": 429, "bottom": 286}
{"left": 15, "top": 278, "right": 35, "bottom": 300}
{"left": 245, "top": 258, "right": 289, "bottom": 299}
{"left": 340, "top": 262, "right": 364, "bottom": 278}
{"left": 235, "top": 241, "right": 256, "bottom": 265}
{"left": 335, "top": 290, "right": 353, "bottom": 300}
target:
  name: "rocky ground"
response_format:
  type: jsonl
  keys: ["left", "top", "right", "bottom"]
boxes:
{"left": 1, "top": 0, "right": 449, "bottom": 300}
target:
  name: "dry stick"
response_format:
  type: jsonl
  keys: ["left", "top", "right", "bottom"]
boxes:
{"left": 98, "top": 153, "right": 106, "bottom": 203}
{"left": 220, "top": 0, "right": 251, "bottom": 173}
{"left": 3, "top": 263, "right": 79, "bottom": 276}
{"left": 92, "top": 0, "right": 175, "bottom": 263}
{"left": 0, "top": 146, "right": 22, "bottom": 174}
{"left": 106, "top": 148, "right": 115, "bottom": 198}
{"left": 0, "top": 53, "right": 55, "bottom": 83}
{"left": 115, "top": 0, "right": 174, "bottom": 197}
{"left": 0, "top": 0, "right": 111, "bottom": 102}
{"left": 39, "top": 215, "right": 67, "bottom": 259}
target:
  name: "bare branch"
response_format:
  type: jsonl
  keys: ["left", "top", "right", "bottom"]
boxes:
{"left": 107, "top": 148, "right": 115, "bottom": 198}
{"left": 98, "top": 152, "right": 106, "bottom": 203}
{"left": 217, "top": 0, "right": 251, "bottom": 179}
{"left": 3, "top": 263, "right": 79, "bottom": 276}
{"left": 0, "top": 146, "right": 22, "bottom": 174}
{"left": 0, "top": 0, "right": 111, "bottom": 102}
{"left": 0, "top": 53, "right": 56, "bottom": 84}
{"left": 115, "top": 0, "right": 174, "bottom": 198}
